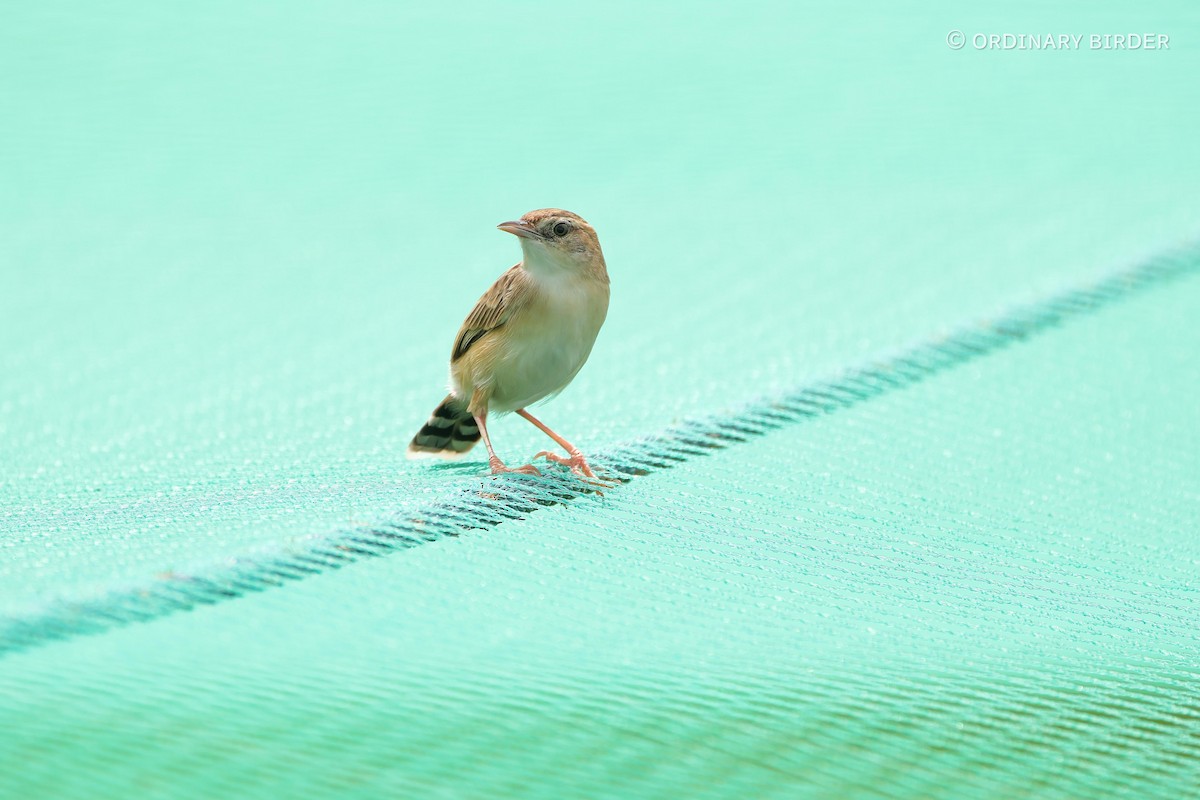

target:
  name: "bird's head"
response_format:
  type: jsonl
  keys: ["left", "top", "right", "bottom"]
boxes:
{"left": 497, "top": 209, "right": 606, "bottom": 279}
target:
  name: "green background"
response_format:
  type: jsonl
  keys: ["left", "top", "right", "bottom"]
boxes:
{"left": 2, "top": 2, "right": 1198, "bottom": 797}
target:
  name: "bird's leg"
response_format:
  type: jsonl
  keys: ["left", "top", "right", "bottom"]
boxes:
{"left": 474, "top": 408, "right": 540, "bottom": 476}
{"left": 517, "top": 409, "right": 603, "bottom": 480}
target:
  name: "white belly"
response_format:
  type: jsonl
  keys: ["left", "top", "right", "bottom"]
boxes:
{"left": 488, "top": 281, "right": 606, "bottom": 412}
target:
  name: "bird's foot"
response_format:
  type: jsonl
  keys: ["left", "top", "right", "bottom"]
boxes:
{"left": 534, "top": 449, "right": 595, "bottom": 477}
{"left": 489, "top": 457, "right": 541, "bottom": 476}
{"left": 534, "top": 450, "right": 614, "bottom": 486}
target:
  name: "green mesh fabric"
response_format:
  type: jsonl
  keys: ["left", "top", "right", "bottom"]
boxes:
{"left": 3, "top": 2, "right": 1200, "bottom": 798}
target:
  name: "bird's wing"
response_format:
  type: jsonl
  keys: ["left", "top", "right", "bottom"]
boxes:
{"left": 452, "top": 265, "right": 530, "bottom": 362}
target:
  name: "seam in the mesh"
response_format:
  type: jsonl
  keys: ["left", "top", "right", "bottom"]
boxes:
{"left": 1, "top": 246, "right": 1196, "bottom": 658}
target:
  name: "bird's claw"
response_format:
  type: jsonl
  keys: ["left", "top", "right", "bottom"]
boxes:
{"left": 489, "top": 459, "right": 541, "bottom": 476}
{"left": 535, "top": 450, "right": 615, "bottom": 487}
{"left": 534, "top": 450, "right": 595, "bottom": 476}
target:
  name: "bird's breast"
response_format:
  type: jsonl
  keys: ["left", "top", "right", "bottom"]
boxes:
{"left": 490, "top": 276, "right": 608, "bottom": 411}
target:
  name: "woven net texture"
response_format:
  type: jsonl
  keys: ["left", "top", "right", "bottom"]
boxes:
{"left": 3, "top": 3, "right": 1200, "bottom": 798}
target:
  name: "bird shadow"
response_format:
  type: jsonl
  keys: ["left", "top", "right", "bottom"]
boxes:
{"left": 425, "top": 462, "right": 489, "bottom": 475}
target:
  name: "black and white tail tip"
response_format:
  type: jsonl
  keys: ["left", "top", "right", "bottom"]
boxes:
{"left": 407, "top": 395, "right": 481, "bottom": 459}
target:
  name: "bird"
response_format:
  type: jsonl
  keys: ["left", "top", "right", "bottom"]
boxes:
{"left": 407, "top": 208, "right": 610, "bottom": 479}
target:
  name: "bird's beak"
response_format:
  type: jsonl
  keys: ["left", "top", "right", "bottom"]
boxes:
{"left": 497, "top": 220, "right": 540, "bottom": 240}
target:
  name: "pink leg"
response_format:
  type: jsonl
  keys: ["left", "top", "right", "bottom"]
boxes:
{"left": 474, "top": 409, "right": 540, "bottom": 476}
{"left": 517, "top": 409, "right": 603, "bottom": 480}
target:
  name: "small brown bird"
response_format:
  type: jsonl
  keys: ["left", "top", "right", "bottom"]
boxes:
{"left": 407, "top": 209, "right": 610, "bottom": 478}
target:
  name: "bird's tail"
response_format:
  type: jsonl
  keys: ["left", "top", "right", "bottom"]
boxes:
{"left": 406, "top": 394, "right": 481, "bottom": 459}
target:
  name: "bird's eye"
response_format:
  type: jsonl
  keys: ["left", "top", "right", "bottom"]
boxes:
{"left": 552, "top": 221, "right": 570, "bottom": 237}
